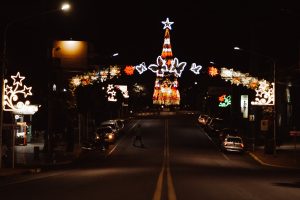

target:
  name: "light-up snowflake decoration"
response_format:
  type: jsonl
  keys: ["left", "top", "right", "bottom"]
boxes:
{"left": 3, "top": 72, "right": 33, "bottom": 112}
{"left": 251, "top": 81, "right": 274, "bottom": 106}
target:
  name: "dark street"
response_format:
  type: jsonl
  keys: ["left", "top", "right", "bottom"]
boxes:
{"left": 1, "top": 116, "right": 300, "bottom": 200}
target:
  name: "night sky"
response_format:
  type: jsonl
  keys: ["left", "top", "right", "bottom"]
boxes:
{"left": 1, "top": 0, "right": 299, "bottom": 104}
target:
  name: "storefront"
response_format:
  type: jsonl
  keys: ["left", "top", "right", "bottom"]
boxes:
{"left": 13, "top": 105, "right": 38, "bottom": 145}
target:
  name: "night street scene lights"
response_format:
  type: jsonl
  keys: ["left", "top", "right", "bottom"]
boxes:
{"left": 233, "top": 46, "right": 277, "bottom": 156}
{"left": 0, "top": 2, "right": 71, "bottom": 168}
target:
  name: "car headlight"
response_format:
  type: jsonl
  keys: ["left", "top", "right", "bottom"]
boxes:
{"left": 108, "top": 134, "right": 113, "bottom": 139}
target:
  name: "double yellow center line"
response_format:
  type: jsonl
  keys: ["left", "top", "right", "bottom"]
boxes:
{"left": 152, "top": 119, "right": 177, "bottom": 200}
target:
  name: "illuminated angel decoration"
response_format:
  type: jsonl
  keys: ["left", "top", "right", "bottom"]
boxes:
{"left": 169, "top": 58, "right": 187, "bottom": 77}
{"left": 148, "top": 56, "right": 168, "bottom": 77}
{"left": 135, "top": 62, "right": 147, "bottom": 74}
{"left": 190, "top": 63, "right": 202, "bottom": 74}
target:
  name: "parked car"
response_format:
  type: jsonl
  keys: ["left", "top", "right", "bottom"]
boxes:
{"left": 198, "top": 114, "right": 210, "bottom": 126}
{"left": 111, "top": 118, "right": 125, "bottom": 134}
{"left": 205, "top": 117, "right": 224, "bottom": 136}
{"left": 100, "top": 120, "right": 120, "bottom": 136}
{"left": 221, "top": 135, "right": 245, "bottom": 153}
{"left": 96, "top": 126, "right": 117, "bottom": 144}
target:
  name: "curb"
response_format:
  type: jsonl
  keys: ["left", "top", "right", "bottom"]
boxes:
{"left": 247, "top": 151, "right": 300, "bottom": 170}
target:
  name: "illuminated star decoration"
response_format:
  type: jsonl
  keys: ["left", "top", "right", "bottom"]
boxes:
{"left": 135, "top": 62, "right": 147, "bottom": 74}
{"left": 162, "top": 17, "right": 174, "bottom": 30}
{"left": 190, "top": 63, "right": 203, "bottom": 74}
{"left": 107, "top": 84, "right": 117, "bottom": 102}
{"left": 11, "top": 72, "right": 25, "bottom": 86}
{"left": 169, "top": 58, "right": 187, "bottom": 77}
{"left": 3, "top": 72, "right": 33, "bottom": 112}
{"left": 148, "top": 56, "right": 168, "bottom": 77}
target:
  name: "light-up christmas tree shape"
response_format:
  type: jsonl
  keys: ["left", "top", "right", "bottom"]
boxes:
{"left": 3, "top": 72, "right": 33, "bottom": 112}
{"left": 150, "top": 18, "right": 187, "bottom": 106}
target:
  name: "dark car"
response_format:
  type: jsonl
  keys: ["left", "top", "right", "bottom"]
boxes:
{"left": 96, "top": 126, "right": 117, "bottom": 144}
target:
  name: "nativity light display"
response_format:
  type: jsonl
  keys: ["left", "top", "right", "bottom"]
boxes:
{"left": 3, "top": 72, "right": 33, "bottom": 112}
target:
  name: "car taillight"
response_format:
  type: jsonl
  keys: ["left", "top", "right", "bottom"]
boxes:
{"left": 224, "top": 142, "right": 228, "bottom": 146}
{"left": 240, "top": 144, "right": 244, "bottom": 148}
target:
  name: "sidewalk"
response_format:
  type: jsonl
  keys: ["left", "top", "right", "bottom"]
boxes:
{"left": 248, "top": 140, "right": 300, "bottom": 169}
{"left": 0, "top": 142, "right": 80, "bottom": 177}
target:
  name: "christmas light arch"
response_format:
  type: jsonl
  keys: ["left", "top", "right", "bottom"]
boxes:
{"left": 69, "top": 18, "right": 274, "bottom": 107}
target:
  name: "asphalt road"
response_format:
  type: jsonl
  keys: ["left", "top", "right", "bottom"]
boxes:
{"left": 1, "top": 116, "right": 300, "bottom": 200}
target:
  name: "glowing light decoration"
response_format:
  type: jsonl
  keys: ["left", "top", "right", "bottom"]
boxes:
{"left": 148, "top": 56, "right": 168, "bottom": 77}
{"left": 3, "top": 72, "right": 33, "bottom": 112}
{"left": 208, "top": 66, "right": 219, "bottom": 77}
{"left": 169, "top": 58, "right": 187, "bottom": 77}
{"left": 124, "top": 65, "right": 135, "bottom": 75}
{"left": 190, "top": 63, "right": 203, "bottom": 74}
{"left": 115, "top": 85, "right": 129, "bottom": 98}
{"left": 110, "top": 65, "right": 121, "bottom": 77}
{"left": 107, "top": 84, "right": 117, "bottom": 102}
{"left": 135, "top": 62, "right": 147, "bottom": 74}
{"left": 162, "top": 17, "right": 174, "bottom": 30}
{"left": 218, "top": 95, "right": 232, "bottom": 107}
{"left": 251, "top": 81, "right": 274, "bottom": 106}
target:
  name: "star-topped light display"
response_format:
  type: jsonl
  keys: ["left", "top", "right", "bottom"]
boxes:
{"left": 3, "top": 72, "right": 33, "bottom": 112}
{"left": 162, "top": 17, "right": 174, "bottom": 30}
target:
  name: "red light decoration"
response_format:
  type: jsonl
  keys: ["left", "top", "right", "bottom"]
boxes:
{"left": 124, "top": 65, "right": 135, "bottom": 75}
{"left": 219, "top": 94, "right": 226, "bottom": 102}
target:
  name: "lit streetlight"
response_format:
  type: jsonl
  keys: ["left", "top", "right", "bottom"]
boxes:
{"left": 234, "top": 46, "right": 277, "bottom": 155}
{"left": 0, "top": 2, "right": 71, "bottom": 168}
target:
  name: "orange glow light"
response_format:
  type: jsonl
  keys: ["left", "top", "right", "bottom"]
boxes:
{"left": 208, "top": 66, "right": 219, "bottom": 77}
{"left": 124, "top": 66, "right": 135, "bottom": 75}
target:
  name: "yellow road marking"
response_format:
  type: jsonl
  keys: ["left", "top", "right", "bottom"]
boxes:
{"left": 152, "top": 119, "right": 177, "bottom": 200}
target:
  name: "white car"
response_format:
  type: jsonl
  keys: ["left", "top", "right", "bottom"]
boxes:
{"left": 221, "top": 135, "right": 245, "bottom": 153}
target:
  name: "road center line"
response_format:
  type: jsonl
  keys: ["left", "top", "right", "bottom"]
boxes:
{"left": 152, "top": 119, "right": 177, "bottom": 200}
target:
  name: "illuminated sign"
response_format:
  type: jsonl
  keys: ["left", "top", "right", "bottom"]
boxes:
{"left": 240, "top": 95, "right": 248, "bottom": 118}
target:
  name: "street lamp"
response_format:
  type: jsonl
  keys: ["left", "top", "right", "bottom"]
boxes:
{"left": 0, "top": 2, "right": 71, "bottom": 168}
{"left": 234, "top": 46, "right": 277, "bottom": 155}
